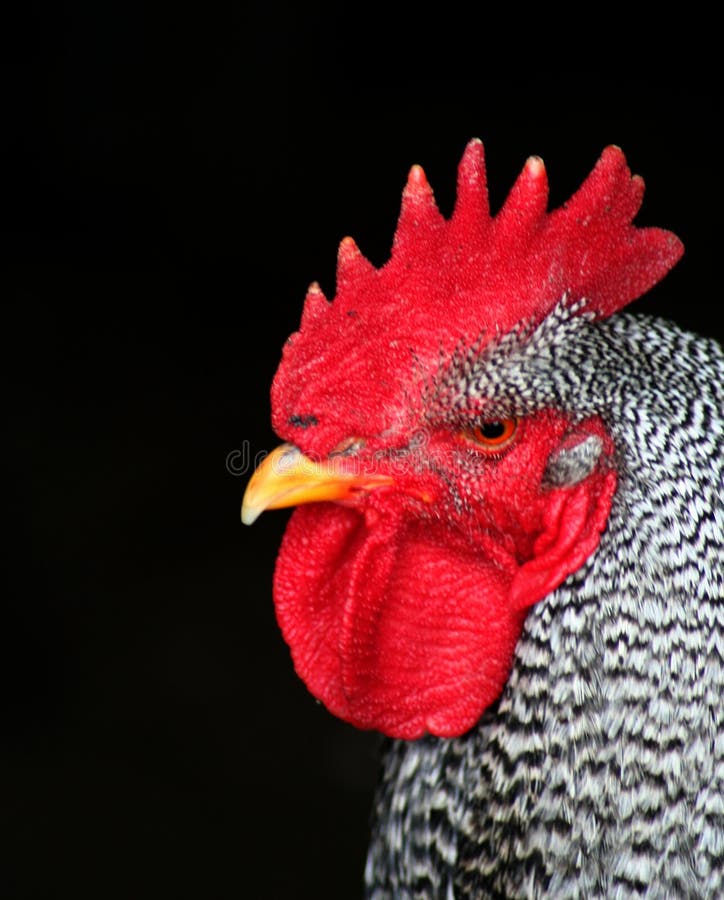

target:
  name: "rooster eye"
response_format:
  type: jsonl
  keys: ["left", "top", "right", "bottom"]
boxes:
{"left": 462, "top": 418, "right": 518, "bottom": 451}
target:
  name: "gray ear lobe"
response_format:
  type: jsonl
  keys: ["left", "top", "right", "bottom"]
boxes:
{"left": 543, "top": 435, "right": 604, "bottom": 488}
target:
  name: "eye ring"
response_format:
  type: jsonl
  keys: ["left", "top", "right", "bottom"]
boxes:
{"left": 461, "top": 418, "right": 518, "bottom": 452}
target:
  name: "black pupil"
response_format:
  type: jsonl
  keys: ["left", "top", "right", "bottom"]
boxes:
{"left": 480, "top": 421, "right": 506, "bottom": 440}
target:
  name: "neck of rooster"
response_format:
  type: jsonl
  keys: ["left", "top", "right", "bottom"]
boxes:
{"left": 366, "top": 312, "right": 724, "bottom": 897}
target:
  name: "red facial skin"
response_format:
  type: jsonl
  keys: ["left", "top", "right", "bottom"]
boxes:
{"left": 263, "top": 141, "right": 681, "bottom": 739}
{"left": 273, "top": 413, "right": 616, "bottom": 739}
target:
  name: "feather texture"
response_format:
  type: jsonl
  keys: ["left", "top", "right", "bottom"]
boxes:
{"left": 365, "top": 315, "right": 724, "bottom": 897}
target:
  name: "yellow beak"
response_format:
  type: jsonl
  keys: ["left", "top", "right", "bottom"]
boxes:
{"left": 241, "top": 443, "right": 395, "bottom": 525}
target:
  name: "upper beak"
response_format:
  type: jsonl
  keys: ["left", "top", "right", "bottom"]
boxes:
{"left": 241, "top": 443, "right": 395, "bottom": 525}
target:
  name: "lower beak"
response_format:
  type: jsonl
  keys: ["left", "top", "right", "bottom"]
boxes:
{"left": 241, "top": 443, "right": 394, "bottom": 525}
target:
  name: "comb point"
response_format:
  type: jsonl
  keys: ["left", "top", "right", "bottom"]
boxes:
{"left": 300, "top": 281, "right": 330, "bottom": 329}
{"left": 336, "top": 236, "right": 376, "bottom": 289}
{"left": 524, "top": 155, "right": 546, "bottom": 179}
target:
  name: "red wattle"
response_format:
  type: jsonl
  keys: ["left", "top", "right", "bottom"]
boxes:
{"left": 273, "top": 504, "right": 526, "bottom": 739}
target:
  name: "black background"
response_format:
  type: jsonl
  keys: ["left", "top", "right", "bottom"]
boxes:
{"left": 4, "top": 7, "right": 721, "bottom": 899}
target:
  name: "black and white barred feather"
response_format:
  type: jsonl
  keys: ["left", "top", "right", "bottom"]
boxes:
{"left": 365, "top": 307, "right": 724, "bottom": 899}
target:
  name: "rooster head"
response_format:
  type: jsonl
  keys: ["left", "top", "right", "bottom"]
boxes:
{"left": 242, "top": 140, "right": 682, "bottom": 739}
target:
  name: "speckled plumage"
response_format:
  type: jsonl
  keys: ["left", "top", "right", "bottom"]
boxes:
{"left": 365, "top": 311, "right": 724, "bottom": 898}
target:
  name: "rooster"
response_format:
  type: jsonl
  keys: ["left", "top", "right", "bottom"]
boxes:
{"left": 242, "top": 141, "right": 724, "bottom": 897}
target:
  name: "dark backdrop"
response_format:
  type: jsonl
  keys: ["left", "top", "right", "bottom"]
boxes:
{"left": 4, "top": 8, "right": 720, "bottom": 899}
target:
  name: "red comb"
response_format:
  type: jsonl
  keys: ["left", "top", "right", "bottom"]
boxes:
{"left": 273, "top": 141, "right": 682, "bottom": 449}
{"left": 301, "top": 140, "right": 682, "bottom": 330}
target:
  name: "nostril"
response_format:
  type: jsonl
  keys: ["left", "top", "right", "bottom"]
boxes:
{"left": 288, "top": 414, "right": 319, "bottom": 429}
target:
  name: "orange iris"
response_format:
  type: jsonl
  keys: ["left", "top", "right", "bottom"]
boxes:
{"left": 462, "top": 418, "right": 518, "bottom": 451}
